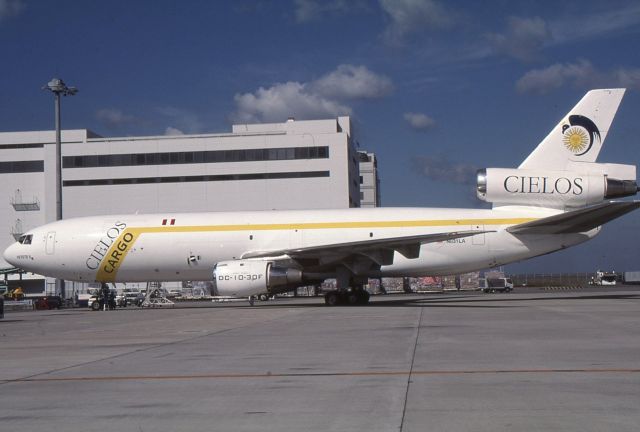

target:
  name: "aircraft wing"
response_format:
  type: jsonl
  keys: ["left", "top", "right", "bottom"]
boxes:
{"left": 507, "top": 201, "right": 640, "bottom": 235}
{"left": 241, "top": 229, "right": 493, "bottom": 267}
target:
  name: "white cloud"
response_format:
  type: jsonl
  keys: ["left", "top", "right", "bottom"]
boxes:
{"left": 516, "top": 60, "right": 597, "bottom": 94}
{"left": 96, "top": 106, "right": 204, "bottom": 135}
{"left": 156, "top": 106, "right": 203, "bottom": 134}
{"left": 95, "top": 108, "right": 140, "bottom": 129}
{"left": 0, "top": 0, "right": 24, "bottom": 21}
{"left": 232, "top": 81, "right": 352, "bottom": 123}
{"left": 164, "top": 127, "right": 184, "bottom": 136}
{"left": 293, "top": 0, "right": 357, "bottom": 22}
{"left": 311, "top": 64, "right": 393, "bottom": 100}
{"left": 516, "top": 60, "right": 640, "bottom": 94}
{"left": 412, "top": 155, "right": 477, "bottom": 185}
{"left": 231, "top": 64, "right": 393, "bottom": 123}
{"left": 549, "top": 4, "right": 640, "bottom": 45}
{"left": 404, "top": 112, "right": 435, "bottom": 131}
{"left": 379, "top": 0, "right": 453, "bottom": 45}
{"left": 487, "top": 16, "right": 551, "bottom": 62}
{"left": 294, "top": 0, "right": 321, "bottom": 22}
{"left": 613, "top": 68, "right": 640, "bottom": 90}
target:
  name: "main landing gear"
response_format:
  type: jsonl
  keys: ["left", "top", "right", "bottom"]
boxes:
{"left": 324, "top": 287, "right": 370, "bottom": 306}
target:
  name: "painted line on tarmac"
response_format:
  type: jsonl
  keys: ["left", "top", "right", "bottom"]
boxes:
{"left": 4, "top": 368, "right": 640, "bottom": 384}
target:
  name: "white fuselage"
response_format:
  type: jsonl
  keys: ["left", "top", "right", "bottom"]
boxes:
{"left": 3, "top": 206, "right": 597, "bottom": 283}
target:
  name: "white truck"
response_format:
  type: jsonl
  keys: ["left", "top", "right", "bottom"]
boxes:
{"left": 623, "top": 271, "right": 640, "bottom": 285}
{"left": 480, "top": 277, "right": 514, "bottom": 293}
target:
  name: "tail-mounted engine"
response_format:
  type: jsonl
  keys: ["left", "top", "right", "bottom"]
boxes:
{"left": 212, "top": 260, "right": 303, "bottom": 297}
{"left": 477, "top": 165, "right": 638, "bottom": 208}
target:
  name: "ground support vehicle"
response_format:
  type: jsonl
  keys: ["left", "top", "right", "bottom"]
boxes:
{"left": 480, "top": 278, "right": 514, "bottom": 293}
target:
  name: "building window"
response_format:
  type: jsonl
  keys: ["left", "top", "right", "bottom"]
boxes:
{"left": 62, "top": 146, "right": 330, "bottom": 169}
{"left": 63, "top": 170, "right": 331, "bottom": 187}
{"left": 0, "top": 143, "right": 45, "bottom": 149}
{"left": 0, "top": 160, "right": 44, "bottom": 174}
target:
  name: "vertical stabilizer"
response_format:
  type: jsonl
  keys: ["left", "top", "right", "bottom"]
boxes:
{"left": 519, "top": 89, "right": 625, "bottom": 170}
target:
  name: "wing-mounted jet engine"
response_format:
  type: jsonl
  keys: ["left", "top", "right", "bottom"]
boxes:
{"left": 212, "top": 260, "right": 303, "bottom": 297}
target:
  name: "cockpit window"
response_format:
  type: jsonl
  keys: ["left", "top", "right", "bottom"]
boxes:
{"left": 18, "top": 234, "right": 33, "bottom": 245}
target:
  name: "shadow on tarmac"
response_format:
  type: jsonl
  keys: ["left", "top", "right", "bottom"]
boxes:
{"left": 194, "top": 290, "right": 640, "bottom": 309}
{"left": 58, "top": 288, "right": 638, "bottom": 312}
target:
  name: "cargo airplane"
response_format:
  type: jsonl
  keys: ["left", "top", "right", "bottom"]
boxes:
{"left": 4, "top": 89, "right": 639, "bottom": 305}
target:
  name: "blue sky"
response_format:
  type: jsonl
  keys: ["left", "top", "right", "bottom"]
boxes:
{"left": 1, "top": 0, "right": 640, "bottom": 273}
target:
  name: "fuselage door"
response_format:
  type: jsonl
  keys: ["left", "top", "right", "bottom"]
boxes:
{"left": 46, "top": 231, "right": 56, "bottom": 255}
{"left": 471, "top": 225, "right": 485, "bottom": 245}
{"left": 289, "top": 228, "right": 303, "bottom": 249}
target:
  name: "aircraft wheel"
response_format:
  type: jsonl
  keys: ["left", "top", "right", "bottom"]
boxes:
{"left": 358, "top": 291, "right": 370, "bottom": 305}
{"left": 347, "top": 292, "right": 360, "bottom": 305}
{"left": 324, "top": 292, "right": 340, "bottom": 306}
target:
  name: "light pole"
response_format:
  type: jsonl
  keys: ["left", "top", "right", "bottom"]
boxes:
{"left": 43, "top": 78, "right": 77, "bottom": 298}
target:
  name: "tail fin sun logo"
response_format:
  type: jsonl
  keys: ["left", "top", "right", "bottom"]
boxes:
{"left": 561, "top": 115, "right": 601, "bottom": 156}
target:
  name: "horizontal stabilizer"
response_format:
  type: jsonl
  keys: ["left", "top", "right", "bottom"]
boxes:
{"left": 507, "top": 201, "right": 640, "bottom": 235}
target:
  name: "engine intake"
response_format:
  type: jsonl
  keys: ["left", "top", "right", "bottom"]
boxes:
{"left": 212, "top": 260, "right": 303, "bottom": 297}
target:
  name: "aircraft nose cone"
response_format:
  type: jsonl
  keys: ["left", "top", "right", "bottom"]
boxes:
{"left": 3, "top": 243, "right": 18, "bottom": 267}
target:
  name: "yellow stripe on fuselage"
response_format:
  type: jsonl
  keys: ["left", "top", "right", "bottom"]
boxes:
{"left": 95, "top": 217, "right": 535, "bottom": 282}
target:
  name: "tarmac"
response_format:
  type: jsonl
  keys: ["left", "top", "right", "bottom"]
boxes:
{"left": 1, "top": 287, "right": 639, "bottom": 432}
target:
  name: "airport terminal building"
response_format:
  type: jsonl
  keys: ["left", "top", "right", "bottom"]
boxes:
{"left": 0, "top": 116, "right": 377, "bottom": 293}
